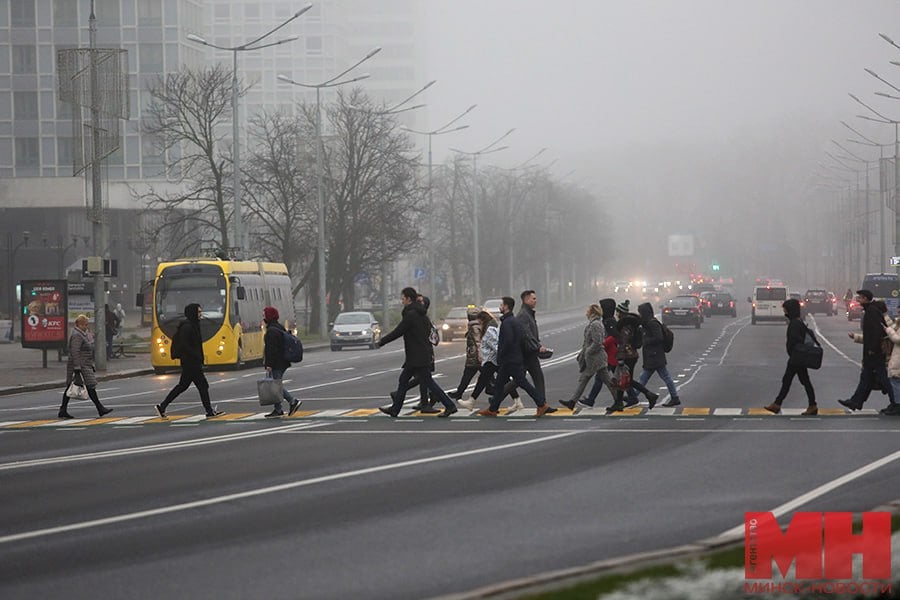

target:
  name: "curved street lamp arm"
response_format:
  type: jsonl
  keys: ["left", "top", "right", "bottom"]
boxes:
{"left": 323, "top": 47, "right": 381, "bottom": 86}
{"left": 243, "top": 3, "right": 312, "bottom": 50}
{"left": 830, "top": 140, "right": 869, "bottom": 162}
{"left": 476, "top": 128, "right": 515, "bottom": 154}
{"left": 865, "top": 68, "right": 900, "bottom": 94}
{"left": 383, "top": 80, "right": 436, "bottom": 113}
{"left": 434, "top": 104, "right": 477, "bottom": 134}
{"left": 850, "top": 93, "right": 896, "bottom": 122}
{"left": 841, "top": 120, "right": 886, "bottom": 145}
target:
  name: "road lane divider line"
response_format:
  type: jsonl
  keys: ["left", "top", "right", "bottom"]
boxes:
{"left": 0, "top": 431, "right": 579, "bottom": 545}
{"left": 715, "top": 447, "right": 900, "bottom": 540}
{"left": 0, "top": 421, "right": 332, "bottom": 472}
{"left": 808, "top": 316, "right": 860, "bottom": 367}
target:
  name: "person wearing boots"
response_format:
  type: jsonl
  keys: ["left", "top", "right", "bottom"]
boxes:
{"left": 155, "top": 303, "right": 224, "bottom": 419}
{"left": 262, "top": 306, "right": 302, "bottom": 418}
{"left": 765, "top": 298, "right": 817, "bottom": 415}
{"left": 636, "top": 302, "right": 679, "bottom": 409}
{"left": 613, "top": 299, "right": 661, "bottom": 408}
{"left": 559, "top": 304, "right": 617, "bottom": 412}
{"left": 58, "top": 314, "right": 113, "bottom": 419}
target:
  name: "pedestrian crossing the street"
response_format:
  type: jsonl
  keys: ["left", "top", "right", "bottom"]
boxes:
{"left": 0, "top": 406, "right": 885, "bottom": 429}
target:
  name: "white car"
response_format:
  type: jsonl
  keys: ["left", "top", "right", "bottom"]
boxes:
{"left": 329, "top": 311, "right": 382, "bottom": 350}
{"left": 481, "top": 298, "right": 503, "bottom": 316}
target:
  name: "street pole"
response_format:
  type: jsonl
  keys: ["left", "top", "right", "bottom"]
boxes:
{"left": 89, "top": 4, "right": 106, "bottom": 371}
{"left": 428, "top": 133, "right": 434, "bottom": 299}
{"left": 473, "top": 154, "right": 480, "bottom": 304}
{"left": 316, "top": 86, "right": 327, "bottom": 340}
{"left": 895, "top": 122, "right": 899, "bottom": 264}
{"left": 232, "top": 49, "right": 241, "bottom": 256}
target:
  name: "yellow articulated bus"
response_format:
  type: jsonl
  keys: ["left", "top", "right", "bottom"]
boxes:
{"left": 148, "top": 258, "right": 295, "bottom": 373}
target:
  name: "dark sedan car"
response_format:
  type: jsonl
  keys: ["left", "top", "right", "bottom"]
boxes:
{"left": 804, "top": 289, "right": 836, "bottom": 316}
{"left": 700, "top": 291, "right": 737, "bottom": 317}
{"left": 661, "top": 295, "right": 703, "bottom": 328}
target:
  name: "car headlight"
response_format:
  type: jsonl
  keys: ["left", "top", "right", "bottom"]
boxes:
{"left": 362, "top": 329, "right": 371, "bottom": 335}
{"left": 442, "top": 323, "right": 449, "bottom": 330}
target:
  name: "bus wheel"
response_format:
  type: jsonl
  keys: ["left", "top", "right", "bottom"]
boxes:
{"left": 153, "top": 367, "right": 167, "bottom": 375}
{"left": 236, "top": 346, "right": 245, "bottom": 369}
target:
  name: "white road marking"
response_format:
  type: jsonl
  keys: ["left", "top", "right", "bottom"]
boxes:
{"left": 808, "top": 316, "right": 860, "bottom": 367}
{"left": 716, "top": 447, "right": 900, "bottom": 540}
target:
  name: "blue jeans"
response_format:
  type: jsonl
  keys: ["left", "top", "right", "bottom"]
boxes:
{"left": 638, "top": 365, "right": 679, "bottom": 399}
{"left": 270, "top": 367, "right": 295, "bottom": 413}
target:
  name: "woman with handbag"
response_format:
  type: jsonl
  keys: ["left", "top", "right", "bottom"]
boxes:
{"left": 58, "top": 314, "right": 113, "bottom": 419}
{"left": 764, "top": 298, "right": 816, "bottom": 415}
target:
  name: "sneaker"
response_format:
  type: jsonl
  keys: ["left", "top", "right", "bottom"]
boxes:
{"left": 476, "top": 408, "right": 499, "bottom": 417}
{"left": 623, "top": 396, "right": 639, "bottom": 408}
{"left": 265, "top": 409, "right": 284, "bottom": 418}
{"left": 58, "top": 411, "right": 74, "bottom": 419}
{"left": 458, "top": 398, "right": 476, "bottom": 410}
{"left": 605, "top": 401, "right": 625, "bottom": 414}
{"left": 661, "top": 397, "right": 681, "bottom": 407}
{"left": 535, "top": 404, "right": 557, "bottom": 417}
{"left": 437, "top": 404, "right": 458, "bottom": 418}
{"left": 288, "top": 399, "right": 302, "bottom": 416}
{"left": 647, "top": 391, "right": 659, "bottom": 410}
{"left": 800, "top": 405, "right": 818, "bottom": 416}
{"left": 154, "top": 404, "right": 167, "bottom": 419}
{"left": 573, "top": 400, "right": 592, "bottom": 415}
{"left": 880, "top": 403, "right": 900, "bottom": 415}
{"left": 379, "top": 406, "right": 398, "bottom": 418}
{"left": 838, "top": 399, "right": 861, "bottom": 411}
{"left": 207, "top": 406, "right": 225, "bottom": 418}
{"left": 559, "top": 399, "right": 577, "bottom": 410}
{"left": 763, "top": 403, "right": 781, "bottom": 414}
{"left": 508, "top": 398, "right": 525, "bottom": 413}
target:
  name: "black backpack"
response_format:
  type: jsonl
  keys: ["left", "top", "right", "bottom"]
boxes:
{"left": 660, "top": 321, "right": 675, "bottom": 353}
{"left": 170, "top": 322, "right": 187, "bottom": 360}
{"left": 282, "top": 330, "right": 303, "bottom": 363}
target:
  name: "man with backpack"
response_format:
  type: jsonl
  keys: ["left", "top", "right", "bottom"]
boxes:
{"left": 262, "top": 306, "right": 302, "bottom": 418}
{"left": 635, "top": 302, "right": 680, "bottom": 408}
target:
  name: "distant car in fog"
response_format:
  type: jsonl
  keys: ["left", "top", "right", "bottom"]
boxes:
{"left": 661, "top": 295, "right": 703, "bottom": 328}
{"left": 481, "top": 298, "right": 503, "bottom": 315}
{"left": 804, "top": 289, "right": 836, "bottom": 316}
{"left": 700, "top": 291, "right": 737, "bottom": 317}
{"left": 439, "top": 306, "right": 471, "bottom": 342}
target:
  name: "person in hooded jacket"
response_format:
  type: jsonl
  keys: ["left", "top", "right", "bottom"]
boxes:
{"left": 58, "top": 314, "right": 113, "bottom": 419}
{"left": 764, "top": 298, "right": 817, "bottom": 415}
{"left": 449, "top": 307, "right": 484, "bottom": 401}
{"left": 636, "top": 302, "right": 679, "bottom": 408}
{"left": 879, "top": 310, "right": 900, "bottom": 415}
{"left": 262, "top": 306, "right": 302, "bottom": 418}
{"left": 155, "top": 303, "right": 224, "bottom": 419}
{"left": 614, "top": 300, "right": 660, "bottom": 408}
{"left": 559, "top": 304, "right": 617, "bottom": 412}
{"left": 378, "top": 287, "right": 457, "bottom": 418}
{"left": 392, "top": 294, "right": 442, "bottom": 414}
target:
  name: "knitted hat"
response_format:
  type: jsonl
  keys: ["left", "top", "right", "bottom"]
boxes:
{"left": 856, "top": 289, "right": 873, "bottom": 301}
{"left": 263, "top": 306, "right": 279, "bottom": 322}
{"left": 615, "top": 299, "right": 630, "bottom": 314}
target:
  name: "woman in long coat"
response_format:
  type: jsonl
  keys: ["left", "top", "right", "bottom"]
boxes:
{"left": 560, "top": 304, "right": 617, "bottom": 410}
{"left": 58, "top": 314, "right": 113, "bottom": 419}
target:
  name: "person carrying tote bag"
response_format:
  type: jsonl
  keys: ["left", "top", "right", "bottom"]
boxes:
{"left": 764, "top": 299, "right": 817, "bottom": 416}
{"left": 58, "top": 314, "right": 113, "bottom": 419}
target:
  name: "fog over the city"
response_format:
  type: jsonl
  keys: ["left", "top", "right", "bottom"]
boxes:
{"left": 420, "top": 0, "right": 900, "bottom": 286}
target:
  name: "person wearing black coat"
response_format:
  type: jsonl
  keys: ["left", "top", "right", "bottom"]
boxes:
{"left": 764, "top": 298, "right": 817, "bottom": 415}
{"left": 478, "top": 296, "right": 555, "bottom": 417}
{"left": 262, "top": 306, "right": 302, "bottom": 418}
{"left": 614, "top": 300, "right": 660, "bottom": 407}
{"left": 636, "top": 302, "right": 679, "bottom": 409}
{"left": 155, "top": 303, "right": 223, "bottom": 418}
{"left": 839, "top": 290, "right": 896, "bottom": 411}
{"left": 378, "top": 287, "right": 457, "bottom": 418}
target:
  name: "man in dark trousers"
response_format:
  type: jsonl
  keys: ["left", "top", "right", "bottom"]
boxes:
{"left": 262, "top": 306, "right": 302, "bottom": 418}
{"left": 104, "top": 303, "right": 119, "bottom": 359}
{"left": 478, "top": 296, "right": 555, "bottom": 417}
{"left": 155, "top": 303, "right": 224, "bottom": 419}
{"left": 839, "top": 290, "right": 896, "bottom": 412}
{"left": 378, "top": 287, "right": 457, "bottom": 418}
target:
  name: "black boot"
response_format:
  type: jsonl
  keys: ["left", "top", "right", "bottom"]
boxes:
{"left": 88, "top": 388, "right": 113, "bottom": 417}
{"left": 58, "top": 394, "right": 73, "bottom": 419}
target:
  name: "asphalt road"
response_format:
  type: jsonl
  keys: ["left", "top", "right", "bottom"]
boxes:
{"left": 0, "top": 308, "right": 898, "bottom": 599}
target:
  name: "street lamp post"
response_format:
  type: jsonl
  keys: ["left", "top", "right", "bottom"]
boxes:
{"left": 6, "top": 231, "right": 29, "bottom": 342}
{"left": 187, "top": 4, "right": 311, "bottom": 257}
{"left": 401, "top": 104, "right": 477, "bottom": 299}
{"left": 450, "top": 128, "right": 515, "bottom": 304}
{"left": 278, "top": 46, "right": 382, "bottom": 339}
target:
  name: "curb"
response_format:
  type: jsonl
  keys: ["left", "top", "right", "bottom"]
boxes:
{"left": 0, "top": 343, "right": 332, "bottom": 397}
{"left": 434, "top": 500, "right": 900, "bottom": 600}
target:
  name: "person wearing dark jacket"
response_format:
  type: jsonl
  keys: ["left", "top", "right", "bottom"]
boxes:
{"left": 392, "top": 294, "right": 442, "bottom": 414}
{"left": 614, "top": 300, "right": 660, "bottom": 407}
{"left": 262, "top": 306, "right": 302, "bottom": 418}
{"left": 155, "top": 303, "right": 224, "bottom": 419}
{"left": 636, "top": 302, "right": 679, "bottom": 409}
{"left": 478, "top": 297, "right": 555, "bottom": 417}
{"left": 839, "top": 290, "right": 896, "bottom": 411}
{"left": 764, "top": 298, "right": 817, "bottom": 415}
{"left": 378, "top": 287, "right": 457, "bottom": 418}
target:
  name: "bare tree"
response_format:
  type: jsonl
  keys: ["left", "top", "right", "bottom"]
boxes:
{"left": 138, "top": 65, "right": 242, "bottom": 255}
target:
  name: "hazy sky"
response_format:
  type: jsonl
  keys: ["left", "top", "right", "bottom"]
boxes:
{"left": 422, "top": 0, "right": 900, "bottom": 171}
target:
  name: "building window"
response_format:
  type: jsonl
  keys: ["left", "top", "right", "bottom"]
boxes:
{"left": 138, "top": 0, "right": 162, "bottom": 26}
{"left": 13, "top": 91, "right": 38, "bottom": 119}
{"left": 10, "top": 0, "right": 35, "bottom": 27}
{"left": 12, "top": 45, "right": 36, "bottom": 74}
{"left": 245, "top": 4, "right": 260, "bottom": 19}
{"left": 57, "top": 137, "right": 74, "bottom": 168}
{"left": 214, "top": 4, "right": 229, "bottom": 20}
{"left": 15, "top": 137, "right": 39, "bottom": 167}
{"left": 139, "top": 44, "right": 164, "bottom": 73}
{"left": 53, "top": 0, "right": 78, "bottom": 27}
{"left": 306, "top": 37, "right": 322, "bottom": 54}
{"left": 95, "top": 0, "right": 120, "bottom": 26}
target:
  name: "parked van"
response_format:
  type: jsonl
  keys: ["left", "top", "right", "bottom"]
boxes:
{"left": 749, "top": 286, "right": 787, "bottom": 324}
{"left": 861, "top": 273, "right": 900, "bottom": 317}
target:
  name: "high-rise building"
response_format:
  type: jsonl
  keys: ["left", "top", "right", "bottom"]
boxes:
{"left": 0, "top": 0, "right": 424, "bottom": 318}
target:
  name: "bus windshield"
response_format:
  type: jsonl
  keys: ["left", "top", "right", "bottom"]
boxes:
{"left": 155, "top": 267, "right": 227, "bottom": 336}
{"left": 862, "top": 275, "right": 899, "bottom": 299}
